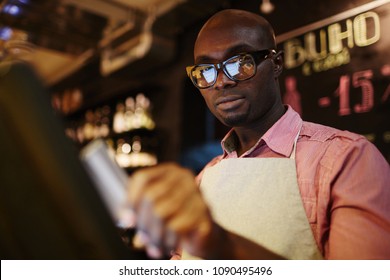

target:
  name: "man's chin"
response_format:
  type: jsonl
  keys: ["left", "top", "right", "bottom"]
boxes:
{"left": 219, "top": 114, "right": 247, "bottom": 127}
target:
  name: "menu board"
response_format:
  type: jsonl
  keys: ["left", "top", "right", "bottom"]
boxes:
{"left": 276, "top": 0, "right": 390, "bottom": 162}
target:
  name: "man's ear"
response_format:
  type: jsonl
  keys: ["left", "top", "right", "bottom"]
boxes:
{"left": 273, "top": 51, "right": 283, "bottom": 77}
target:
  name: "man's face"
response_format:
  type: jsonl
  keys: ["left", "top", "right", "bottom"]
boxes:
{"left": 193, "top": 21, "right": 280, "bottom": 128}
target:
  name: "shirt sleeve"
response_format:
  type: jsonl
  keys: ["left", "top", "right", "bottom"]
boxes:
{"left": 326, "top": 138, "right": 390, "bottom": 259}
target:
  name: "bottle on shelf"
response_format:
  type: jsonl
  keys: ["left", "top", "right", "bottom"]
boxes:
{"left": 113, "top": 102, "right": 126, "bottom": 134}
{"left": 114, "top": 136, "right": 158, "bottom": 169}
{"left": 60, "top": 90, "right": 159, "bottom": 170}
{"left": 83, "top": 110, "right": 95, "bottom": 141}
{"left": 100, "top": 105, "right": 111, "bottom": 138}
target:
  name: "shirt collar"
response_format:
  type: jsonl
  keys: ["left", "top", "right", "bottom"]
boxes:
{"left": 221, "top": 105, "right": 302, "bottom": 157}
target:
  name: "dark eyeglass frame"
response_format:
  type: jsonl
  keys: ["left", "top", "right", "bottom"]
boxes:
{"left": 186, "top": 49, "right": 276, "bottom": 89}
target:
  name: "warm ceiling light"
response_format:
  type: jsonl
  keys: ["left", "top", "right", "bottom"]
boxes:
{"left": 260, "top": 0, "right": 275, "bottom": 14}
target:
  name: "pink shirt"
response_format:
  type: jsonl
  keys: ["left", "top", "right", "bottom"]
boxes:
{"left": 198, "top": 105, "right": 390, "bottom": 259}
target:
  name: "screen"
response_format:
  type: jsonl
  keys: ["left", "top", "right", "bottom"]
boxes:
{"left": 0, "top": 61, "right": 139, "bottom": 259}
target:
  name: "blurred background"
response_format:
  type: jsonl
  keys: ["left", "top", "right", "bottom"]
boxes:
{"left": 1, "top": 0, "right": 389, "bottom": 173}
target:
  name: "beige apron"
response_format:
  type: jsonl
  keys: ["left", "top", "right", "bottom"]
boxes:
{"left": 183, "top": 129, "right": 322, "bottom": 259}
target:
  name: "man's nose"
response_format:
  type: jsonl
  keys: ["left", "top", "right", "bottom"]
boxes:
{"left": 213, "top": 68, "right": 236, "bottom": 89}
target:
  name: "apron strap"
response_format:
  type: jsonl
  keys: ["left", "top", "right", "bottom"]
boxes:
{"left": 289, "top": 125, "right": 302, "bottom": 160}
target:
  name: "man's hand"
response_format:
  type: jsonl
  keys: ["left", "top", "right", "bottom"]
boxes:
{"left": 127, "top": 163, "right": 213, "bottom": 259}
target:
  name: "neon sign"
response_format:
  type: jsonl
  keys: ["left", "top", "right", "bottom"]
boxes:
{"left": 283, "top": 12, "right": 380, "bottom": 75}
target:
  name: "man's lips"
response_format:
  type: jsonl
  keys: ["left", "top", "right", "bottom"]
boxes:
{"left": 215, "top": 96, "right": 245, "bottom": 111}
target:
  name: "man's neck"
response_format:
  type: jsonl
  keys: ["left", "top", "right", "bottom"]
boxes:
{"left": 234, "top": 104, "right": 286, "bottom": 156}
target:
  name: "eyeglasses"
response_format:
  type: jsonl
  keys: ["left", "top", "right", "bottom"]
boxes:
{"left": 186, "top": 49, "right": 276, "bottom": 89}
